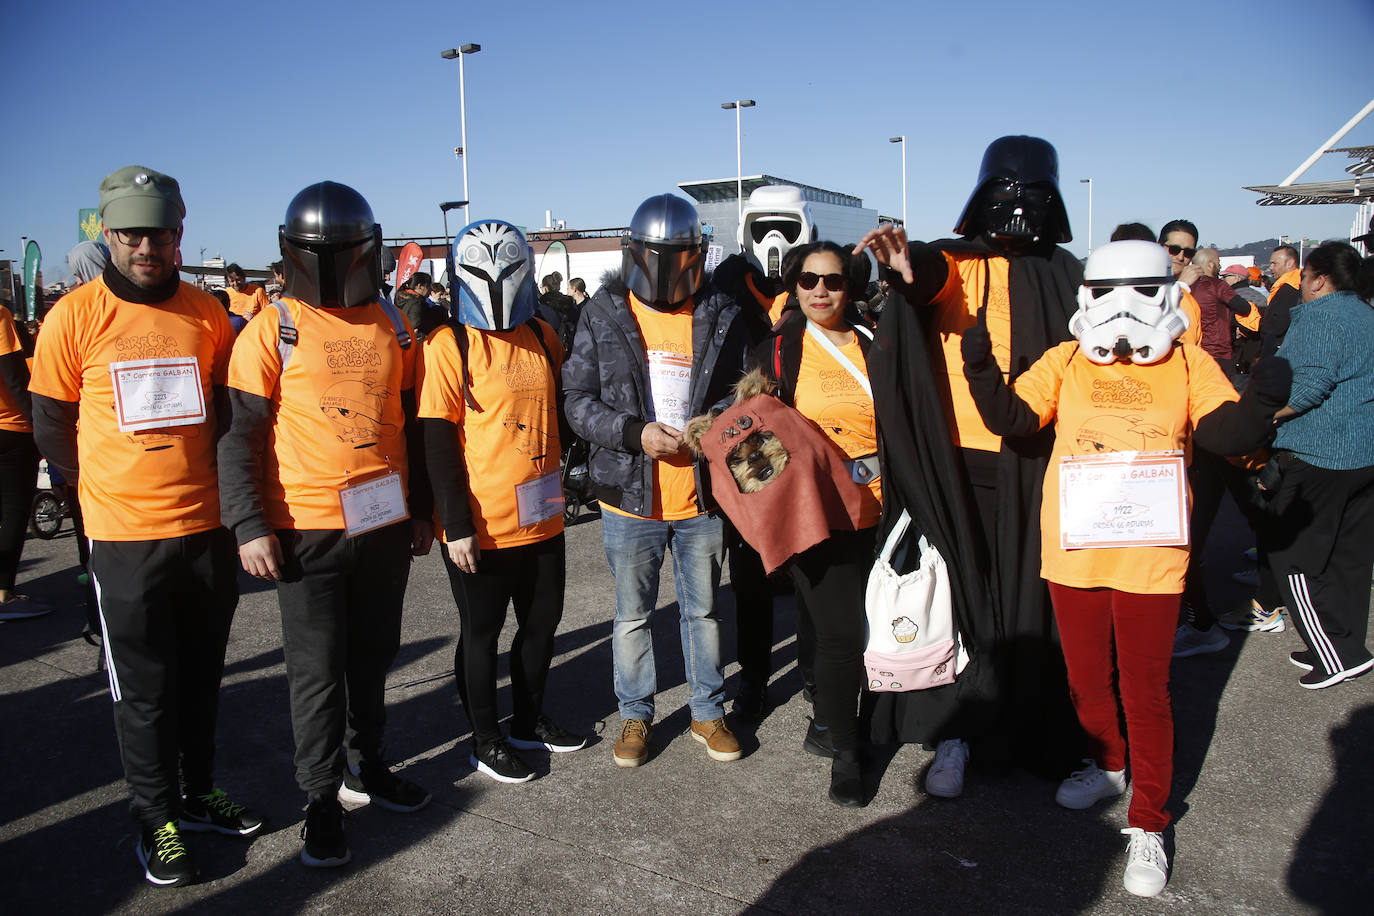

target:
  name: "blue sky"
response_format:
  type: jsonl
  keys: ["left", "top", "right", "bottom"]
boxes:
{"left": 4, "top": 0, "right": 1372, "bottom": 278}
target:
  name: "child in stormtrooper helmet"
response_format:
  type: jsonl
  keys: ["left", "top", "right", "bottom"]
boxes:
{"left": 959, "top": 239, "right": 1290, "bottom": 898}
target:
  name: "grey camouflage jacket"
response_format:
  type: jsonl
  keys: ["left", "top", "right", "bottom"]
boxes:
{"left": 561, "top": 279, "right": 750, "bottom": 517}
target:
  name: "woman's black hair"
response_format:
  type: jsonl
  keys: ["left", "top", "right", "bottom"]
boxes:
{"left": 781, "top": 240, "right": 871, "bottom": 301}
{"left": 1110, "top": 222, "right": 1155, "bottom": 242}
{"left": 1359, "top": 256, "right": 1374, "bottom": 304}
{"left": 1304, "top": 242, "right": 1364, "bottom": 295}
{"left": 1157, "top": 219, "right": 1199, "bottom": 244}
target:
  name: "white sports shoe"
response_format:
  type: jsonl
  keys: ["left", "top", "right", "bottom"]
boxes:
{"left": 1055, "top": 759, "right": 1127, "bottom": 809}
{"left": 1121, "top": 827, "right": 1169, "bottom": 897}
{"left": 925, "top": 739, "right": 969, "bottom": 798}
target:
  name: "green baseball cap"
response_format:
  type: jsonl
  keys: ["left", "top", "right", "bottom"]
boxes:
{"left": 98, "top": 165, "right": 186, "bottom": 231}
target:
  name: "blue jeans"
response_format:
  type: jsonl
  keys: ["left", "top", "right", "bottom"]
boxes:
{"left": 601, "top": 510, "right": 726, "bottom": 722}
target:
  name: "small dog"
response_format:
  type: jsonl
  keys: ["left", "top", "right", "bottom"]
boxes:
{"left": 685, "top": 369, "right": 789, "bottom": 494}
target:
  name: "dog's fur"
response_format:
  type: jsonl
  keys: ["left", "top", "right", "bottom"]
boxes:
{"left": 684, "top": 369, "right": 790, "bottom": 493}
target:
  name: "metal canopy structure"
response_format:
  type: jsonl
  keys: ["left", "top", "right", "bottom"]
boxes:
{"left": 679, "top": 175, "right": 864, "bottom": 209}
{"left": 1245, "top": 100, "right": 1374, "bottom": 206}
{"left": 1245, "top": 145, "right": 1374, "bottom": 205}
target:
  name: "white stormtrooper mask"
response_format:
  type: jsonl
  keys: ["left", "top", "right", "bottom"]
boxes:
{"left": 739, "top": 185, "right": 816, "bottom": 278}
{"left": 1069, "top": 240, "right": 1189, "bottom": 365}
{"left": 453, "top": 219, "right": 537, "bottom": 330}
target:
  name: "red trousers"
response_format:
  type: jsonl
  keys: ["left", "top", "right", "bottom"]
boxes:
{"left": 1048, "top": 583, "right": 1177, "bottom": 832}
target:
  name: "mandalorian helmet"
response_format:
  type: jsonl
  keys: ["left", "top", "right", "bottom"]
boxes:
{"left": 622, "top": 194, "right": 706, "bottom": 308}
{"left": 279, "top": 181, "right": 382, "bottom": 309}
{"left": 1069, "top": 240, "right": 1188, "bottom": 365}
{"left": 954, "top": 136, "right": 1072, "bottom": 245}
{"left": 451, "top": 219, "right": 538, "bottom": 330}
{"left": 738, "top": 185, "right": 817, "bottom": 279}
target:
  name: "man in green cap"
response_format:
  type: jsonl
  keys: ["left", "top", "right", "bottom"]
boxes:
{"left": 30, "top": 165, "right": 262, "bottom": 889}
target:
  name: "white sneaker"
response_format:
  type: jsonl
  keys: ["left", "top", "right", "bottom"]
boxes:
{"left": 1055, "top": 759, "right": 1127, "bottom": 809}
{"left": 1171, "top": 623, "right": 1229, "bottom": 658}
{"left": 925, "top": 739, "right": 969, "bottom": 798}
{"left": 1121, "top": 827, "right": 1169, "bottom": 897}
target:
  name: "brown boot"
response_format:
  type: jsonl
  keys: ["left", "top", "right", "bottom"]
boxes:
{"left": 690, "top": 718, "right": 742, "bottom": 761}
{"left": 613, "top": 719, "right": 651, "bottom": 768}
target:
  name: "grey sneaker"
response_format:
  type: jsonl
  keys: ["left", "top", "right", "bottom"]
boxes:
{"left": 1055, "top": 759, "right": 1127, "bottom": 809}
{"left": 925, "top": 739, "right": 969, "bottom": 798}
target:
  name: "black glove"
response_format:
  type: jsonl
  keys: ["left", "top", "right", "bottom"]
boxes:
{"left": 1248, "top": 356, "right": 1292, "bottom": 406}
{"left": 961, "top": 324, "right": 992, "bottom": 368}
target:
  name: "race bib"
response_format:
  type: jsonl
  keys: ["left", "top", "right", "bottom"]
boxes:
{"left": 1059, "top": 450, "right": 1188, "bottom": 549}
{"left": 109, "top": 357, "right": 207, "bottom": 432}
{"left": 339, "top": 472, "right": 409, "bottom": 538}
{"left": 516, "top": 470, "right": 564, "bottom": 527}
{"left": 646, "top": 348, "right": 692, "bottom": 431}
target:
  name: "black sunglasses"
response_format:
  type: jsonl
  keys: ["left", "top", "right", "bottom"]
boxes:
{"left": 797, "top": 272, "right": 845, "bottom": 292}
{"left": 1164, "top": 244, "right": 1197, "bottom": 259}
{"left": 112, "top": 227, "right": 176, "bottom": 246}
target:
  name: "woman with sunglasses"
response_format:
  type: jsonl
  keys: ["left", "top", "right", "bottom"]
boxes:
{"left": 751, "top": 241, "right": 878, "bottom": 806}
{"left": 1262, "top": 242, "right": 1374, "bottom": 689}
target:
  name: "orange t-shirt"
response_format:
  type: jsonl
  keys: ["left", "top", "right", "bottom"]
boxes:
{"left": 418, "top": 321, "right": 564, "bottom": 549}
{"left": 226, "top": 283, "right": 268, "bottom": 319}
{"left": 28, "top": 279, "right": 233, "bottom": 540}
{"left": 1178, "top": 289, "right": 1203, "bottom": 348}
{"left": 0, "top": 305, "right": 32, "bottom": 433}
{"left": 1011, "top": 341, "right": 1238, "bottom": 594}
{"left": 793, "top": 329, "right": 882, "bottom": 527}
{"left": 928, "top": 252, "right": 1013, "bottom": 452}
{"left": 601, "top": 293, "right": 699, "bottom": 521}
{"left": 1235, "top": 297, "right": 1262, "bottom": 333}
{"left": 227, "top": 298, "right": 416, "bottom": 530}
{"left": 746, "top": 273, "right": 791, "bottom": 327}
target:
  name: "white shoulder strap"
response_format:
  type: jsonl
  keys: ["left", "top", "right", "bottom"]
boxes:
{"left": 805, "top": 320, "right": 872, "bottom": 398}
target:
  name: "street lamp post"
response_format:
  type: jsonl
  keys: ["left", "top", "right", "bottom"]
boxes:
{"left": 1079, "top": 178, "right": 1093, "bottom": 256}
{"left": 721, "top": 100, "right": 756, "bottom": 225}
{"left": 440, "top": 43, "right": 482, "bottom": 224}
{"left": 439, "top": 200, "right": 469, "bottom": 287}
{"left": 888, "top": 136, "right": 906, "bottom": 227}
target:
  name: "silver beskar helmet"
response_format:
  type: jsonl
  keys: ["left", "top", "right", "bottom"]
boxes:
{"left": 622, "top": 194, "right": 706, "bottom": 309}
{"left": 452, "top": 219, "right": 537, "bottom": 330}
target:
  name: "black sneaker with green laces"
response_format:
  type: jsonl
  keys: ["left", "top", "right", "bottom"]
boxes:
{"left": 180, "top": 788, "right": 265, "bottom": 837}
{"left": 300, "top": 796, "right": 351, "bottom": 868}
{"left": 137, "top": 821, "right": 198, "bottom": 887}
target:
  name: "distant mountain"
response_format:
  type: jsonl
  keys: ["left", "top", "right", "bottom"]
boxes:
{"left": 1213, "top": 237, "right": 1346, "bottom": 263}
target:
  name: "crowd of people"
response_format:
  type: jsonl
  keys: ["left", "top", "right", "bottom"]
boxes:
{"left": 5, "top": 147, "right": 1372, "bottom": 901}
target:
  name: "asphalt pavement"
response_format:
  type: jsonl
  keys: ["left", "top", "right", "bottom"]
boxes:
{"left": 1, "top": 496, "right": 1370, "bottom": 915}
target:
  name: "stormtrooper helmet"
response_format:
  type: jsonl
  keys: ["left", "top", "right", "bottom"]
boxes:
{"left": 1069, "top": 240, "right": 1189, "bottom": 365}
{"left": 738, "top": 185, "right": 816, "bottom": 278}
{"left": 451, "top": 219, "right": 538, "bottom": 330}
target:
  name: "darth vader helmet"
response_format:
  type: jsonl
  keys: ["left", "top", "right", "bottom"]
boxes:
{"left": 451, "top": 219, "right": 538, "bottom": 330}
{"left": 279, "top": 181, "right": 382, "bottom": 309}
{"left": 954, "top": 136, "right": 1072, "bottom": 247}
{"left": 1069, "top": 240, "right": 1188, "bottom": 365}
{"left": 738, "top": 185, "right": 816, "bottom": 279}
{"left": 622, "top": 194, "right": 706, "bottom": 309}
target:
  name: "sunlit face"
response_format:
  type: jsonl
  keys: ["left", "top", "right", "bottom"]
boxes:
{"left": 104, "top": 226, "right": 180, "bottom": 289}
{"left": 796, "top": 250, "right": 849, "bottom": 330}
{"left": 1161, "top": 230, "right": 1197, "bottom": 277}
{"left": 226, "top": 271, "right": 247, "bottom": 292}
{"left": 1270, "top": 250, "right": 1296, "bottom": 278}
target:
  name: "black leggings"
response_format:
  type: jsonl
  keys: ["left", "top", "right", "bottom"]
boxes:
{"left": 786, "top": 527, "right": 876, "bottom": 754}
{"left": 0, "top": 430, "right": 37, "bottom": 591}
{"left": 442, "top": 534, "right": 566, "bottom": 745}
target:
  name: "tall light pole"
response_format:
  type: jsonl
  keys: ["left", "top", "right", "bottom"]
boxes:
{"left": 1079, "top": 178, "right": 1093, "bottom": 256}
{"left": 888, "top": 136, "right": 906, "bottom": 227}
{"left": 721, "top": 100, "right": 756, "bottom": 224}
{"left": 440, "top": 43, "right": 481, "bottom": 224}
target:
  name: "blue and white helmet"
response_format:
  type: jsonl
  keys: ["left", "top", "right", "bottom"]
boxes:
{"left": 452, "top": 219, "right": 538, "bottom": 330}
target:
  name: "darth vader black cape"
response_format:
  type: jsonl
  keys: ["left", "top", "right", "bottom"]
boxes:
{"left": 865, "top": 236, "right": 1086, "bottom": 776}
